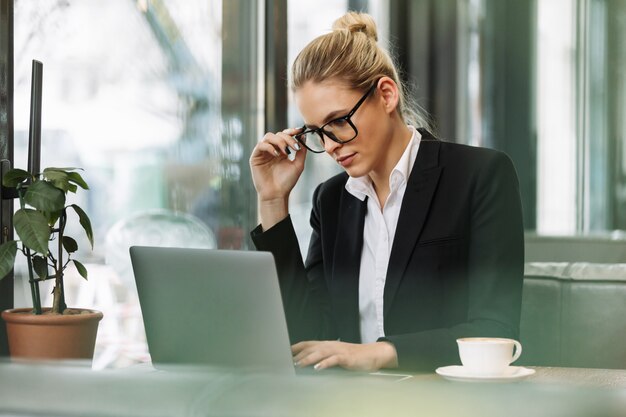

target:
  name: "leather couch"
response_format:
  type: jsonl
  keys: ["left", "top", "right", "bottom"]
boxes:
{"left": 519, "top": 260, "right": 626, "bottom": 369}
{"left": 524, "top": 233, "right": 626, "bottom": 263}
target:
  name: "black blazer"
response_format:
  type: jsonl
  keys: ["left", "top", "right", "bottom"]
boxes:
{"left": 252, "top": 131, "right": 524, "bottom": 371}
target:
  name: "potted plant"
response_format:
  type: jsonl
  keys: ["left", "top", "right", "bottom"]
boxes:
{"left": 0, "top": 166, "right": 102, "bottom": 360}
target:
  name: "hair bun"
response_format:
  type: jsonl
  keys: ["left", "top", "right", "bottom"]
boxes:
{"left": 332, "top": 12, "right": 378, "bottom": 42}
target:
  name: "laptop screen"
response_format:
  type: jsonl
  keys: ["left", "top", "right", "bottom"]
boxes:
{"left": 130, "top": 246, "right": 295, "bottom": 374}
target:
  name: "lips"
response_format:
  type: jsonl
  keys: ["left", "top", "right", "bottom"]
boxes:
{"left": 336, "top": 152, "right": 357, "bottom": 167}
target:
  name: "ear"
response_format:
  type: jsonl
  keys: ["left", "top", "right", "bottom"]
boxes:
{"left": 376, "top": 77, "right": 400, "bottom": 115}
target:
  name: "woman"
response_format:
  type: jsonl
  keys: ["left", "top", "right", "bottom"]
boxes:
{"left": 249, "top": 12, "right": 524, "bottom": 372}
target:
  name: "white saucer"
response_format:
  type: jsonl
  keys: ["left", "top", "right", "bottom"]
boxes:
{"left": 435, "top": 365, "right": 535, "bottom": 382}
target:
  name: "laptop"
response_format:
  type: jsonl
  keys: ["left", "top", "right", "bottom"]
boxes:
{"left": 129, "top": 246, "right": 295, "bottom": 375}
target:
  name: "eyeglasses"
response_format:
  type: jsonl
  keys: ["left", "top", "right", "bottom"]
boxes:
{"left": 294, "top": 82, "right": 378, "bottom": 153}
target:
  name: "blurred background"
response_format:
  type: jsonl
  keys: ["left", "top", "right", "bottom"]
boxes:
{"left": 1, "top": 0, "right": 625, "bottom": 368}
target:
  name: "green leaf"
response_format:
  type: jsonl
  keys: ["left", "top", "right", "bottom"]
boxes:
{"left": 67, "top": 171, "right": 89, "bottom": 190}
{"left": 2, "top": 168, "right": 31, "bottom": 188}
{"left": 70, "top": 204, "right": 94, "bottom": 249}
{"left": 62, "top": 236, "right": 78, "bottom": 253}
{"left": 73, "top": 260, "right": 88, "bottom": 280}
{"left": 23, "top": 181, "right": 66, "bottom": 212}
{"left": 32, "top": 255, "right": 48, "bottom": 279}
{"left": 0, "top": 241, "right": 18, "bottom": 280}
{"left": 14, "top": 209, "right": 51, "bottom": 254}
{"left": 43, "top": 211, "right": 61, "bottom": 227}
{"left": 42, "top": 170, "right": 72, "bottom": 193}
{"left": 68, "top": 183, "right": 78, "bottom": 193}
{"left": 43, "top": 167, "right": 82, "bottom": 173}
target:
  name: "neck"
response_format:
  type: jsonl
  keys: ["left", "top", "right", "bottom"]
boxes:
{"left": 369, "top": 123, "right": 412, "bottom": 206}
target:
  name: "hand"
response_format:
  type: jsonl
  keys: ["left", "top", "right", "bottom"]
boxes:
{"left": 250, "top": 128, "right": 307, "bottom": 230}
{"left": 250, "top": 127, "right": 307, "bottom": 203}
{"left": 291, "top": 340, "right": 398, "bottom": 372}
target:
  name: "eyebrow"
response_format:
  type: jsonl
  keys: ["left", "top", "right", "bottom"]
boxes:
{"left": 304, "top": 108, "right": 350, "bottom": 130}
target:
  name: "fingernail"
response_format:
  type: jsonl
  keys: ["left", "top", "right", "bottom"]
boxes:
{"left": 314, "top": 363, "right": 321, "bottom": 370}
{"left": 274, "top": 150, "right": 280, "bottom": 157}
{"left": 293, "top": 143, "right": 301, "bottom": 151}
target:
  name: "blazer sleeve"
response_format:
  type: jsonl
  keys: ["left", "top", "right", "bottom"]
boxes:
{"left": 250, "top": 186, "right": 334, "bottom": 343}
{"left": 383, "top": 151, "right": 525, "bottom": 371}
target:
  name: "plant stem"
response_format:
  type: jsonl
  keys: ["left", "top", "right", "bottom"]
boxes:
{"left": 25, "top": 248, "right": 42, "bottom": 314}
{"left": 52, "top": 211, "right": 67, "bottom": 314}
{"left": 17, "top": 185, "right": 42, "bottom": 314}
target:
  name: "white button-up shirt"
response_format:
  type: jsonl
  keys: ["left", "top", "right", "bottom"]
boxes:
{"left": 344, "top": 126, "right": 421, "bottom": 343}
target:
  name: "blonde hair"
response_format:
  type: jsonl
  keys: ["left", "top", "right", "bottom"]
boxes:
{"left": 290, "top": 12, "right": 430, "bottom": 129}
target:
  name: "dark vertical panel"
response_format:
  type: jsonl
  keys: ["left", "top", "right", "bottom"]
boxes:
{"left": 222, "top": 1, "right": 260, "bottom": 249}
{"left": 482, "top": 0, "right": 536, "bottom": 229}
{"left": 430, "top": 0, "right": 457, "bottom": 140}
{"left": 265, "top": 0, "right": 287, "bottom": 133}
{"left": 348, "top": 0, "right": 368, "bottom": 12}
{"left": 0, "top": 0, "right": 14, "bottom": 356}
{"left": 390, "top": 0, "right": 456, "bottom": 138}
{"left": 390, "top": 0, "right": 536, "bottom": 227}
{"left": 389, "top": 0, "right": 410, "bottom": 82}
{"left": 406, "top": 1, "right": 433, "bottom": 121}
{"left": 608, "top": 0, "right": 626, "bottom": 229}
{"left": 586, "top": 0, "right": 609, "bottom": 231}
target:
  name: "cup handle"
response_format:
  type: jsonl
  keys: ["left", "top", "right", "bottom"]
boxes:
{"left": 510, "top": 340, "right": 522, "bottom": 364}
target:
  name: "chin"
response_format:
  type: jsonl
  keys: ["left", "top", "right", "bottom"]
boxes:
{"left": 343, "top": 165, "right": 370, "bottom": 179}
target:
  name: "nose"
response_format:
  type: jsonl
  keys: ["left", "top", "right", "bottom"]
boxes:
{"left": 323, "top": 134, "right": 342, "bottom": 154}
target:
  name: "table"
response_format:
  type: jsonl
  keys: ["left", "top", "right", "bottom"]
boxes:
{"left": 0, "top": 361, "right": 625, "bottom": 417}
{"left": 412, "top": 366, "right": 626, "bottom": 388}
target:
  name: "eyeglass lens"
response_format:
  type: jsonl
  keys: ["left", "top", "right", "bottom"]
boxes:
{"left": 297, "top": 121, "right": 357, "bottom": 152}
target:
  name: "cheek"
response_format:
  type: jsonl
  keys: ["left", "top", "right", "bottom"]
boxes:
{"left": 359, "top": 120, "right": 389, "bottom": 154}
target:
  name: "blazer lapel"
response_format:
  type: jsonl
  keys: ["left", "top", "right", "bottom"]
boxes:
{"left": 331, "top": 188, "right": 367, "bottom": 343}
{"left": 384, "top": 140, "right": 442, "bottom": 316}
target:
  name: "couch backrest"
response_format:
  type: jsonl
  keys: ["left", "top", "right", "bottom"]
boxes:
{"left": 519, "top": 262, "right": 626, "bottom": 369}
{"left": 525, "top": 233, "right": 626, "bottom": 263}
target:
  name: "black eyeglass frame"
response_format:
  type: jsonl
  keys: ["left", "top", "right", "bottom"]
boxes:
{"left": 294, "top": 81, "right": 378, "bottom": 153}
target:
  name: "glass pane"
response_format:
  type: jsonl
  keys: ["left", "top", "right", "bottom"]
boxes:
{"left": 535, "top": 0, "right": 578, "bottom": 234}
{"left": 609, "top": 0, "right": 626, "bottom": 231}
{"left": 456, "top": 0, "right": 484, "bottom": 148}
{"left": 13, "top": 0, "right": 261, "bottom": 367}
{"left": 535, "top": 0, "right": 625, "bottom": 235}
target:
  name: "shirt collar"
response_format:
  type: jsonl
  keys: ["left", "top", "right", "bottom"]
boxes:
{"left": 345, "top": 126, "right": 421, "bottom": 201}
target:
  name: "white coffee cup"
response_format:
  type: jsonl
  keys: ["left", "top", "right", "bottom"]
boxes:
{"left": 456, "top": 337, "right": 522, "bottom": 376}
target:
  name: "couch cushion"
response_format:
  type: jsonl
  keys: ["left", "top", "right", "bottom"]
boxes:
{"left": 520, "top": 262, "right": 626, "bottom": 369}
{"left": 518, "top": 276, "right": 562, "bottom": 366}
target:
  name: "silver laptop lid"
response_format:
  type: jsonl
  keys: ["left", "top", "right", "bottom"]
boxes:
{"left": 130, "top": 246, "right": 294, "bottom": 374}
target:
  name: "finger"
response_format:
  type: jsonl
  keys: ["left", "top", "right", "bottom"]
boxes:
{"left": 292, "top": 342, "right": 327, "bottom": 365}
{"left": 291, "top": 141, "right": 307, "bottom": 168}
{"left": 314, "top": 355, "right": 342, "bottom": 371}
{"left": 282, "top": 126, "right": 305, "bottom": 146}
{"left": 282, "top": 127, "right": 303, "bottom": 135}
{"left": 295, "top": 349, "right": 328, "bottom": 368}
{"left": 254, "top": 142, "right": 281, "bottom": 158}
{"left": 291, "top": 341, "right": 315, "bottom": 355}
{"left": 275, "top": 131, "right": 301, "bottom": 153}
{"left": 262, "top": 131, "right": 295, "bottom": 156}
{"left": 260, "top": 132, "right": 290, "bottom": 156}
{"left": 292, "top": 344, "right": 319, "bottom": 364}
{"left": 281, "top": 127, "right": 305, "bottom": 151}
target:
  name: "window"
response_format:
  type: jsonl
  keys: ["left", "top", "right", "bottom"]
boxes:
{"left": 456, "top": 0, "right": 626, "bottom": 235}
{"left": 535, "top": 0, "right": 626, "bottom": 234}
{"left": 13, "top": 0, "right": 262, "bottom": 368}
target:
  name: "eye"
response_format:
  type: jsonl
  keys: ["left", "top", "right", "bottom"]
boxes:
{"left": 328, "top": 118, "right": 349, "bottom": 129}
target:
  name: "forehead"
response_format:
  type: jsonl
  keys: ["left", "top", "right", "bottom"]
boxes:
{"left": 294, "top": 80, "right": 362, "bottom": 125}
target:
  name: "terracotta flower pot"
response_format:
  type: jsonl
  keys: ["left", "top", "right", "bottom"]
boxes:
{"left": 1, "top": 308, "right": 103, "bottom": 361}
